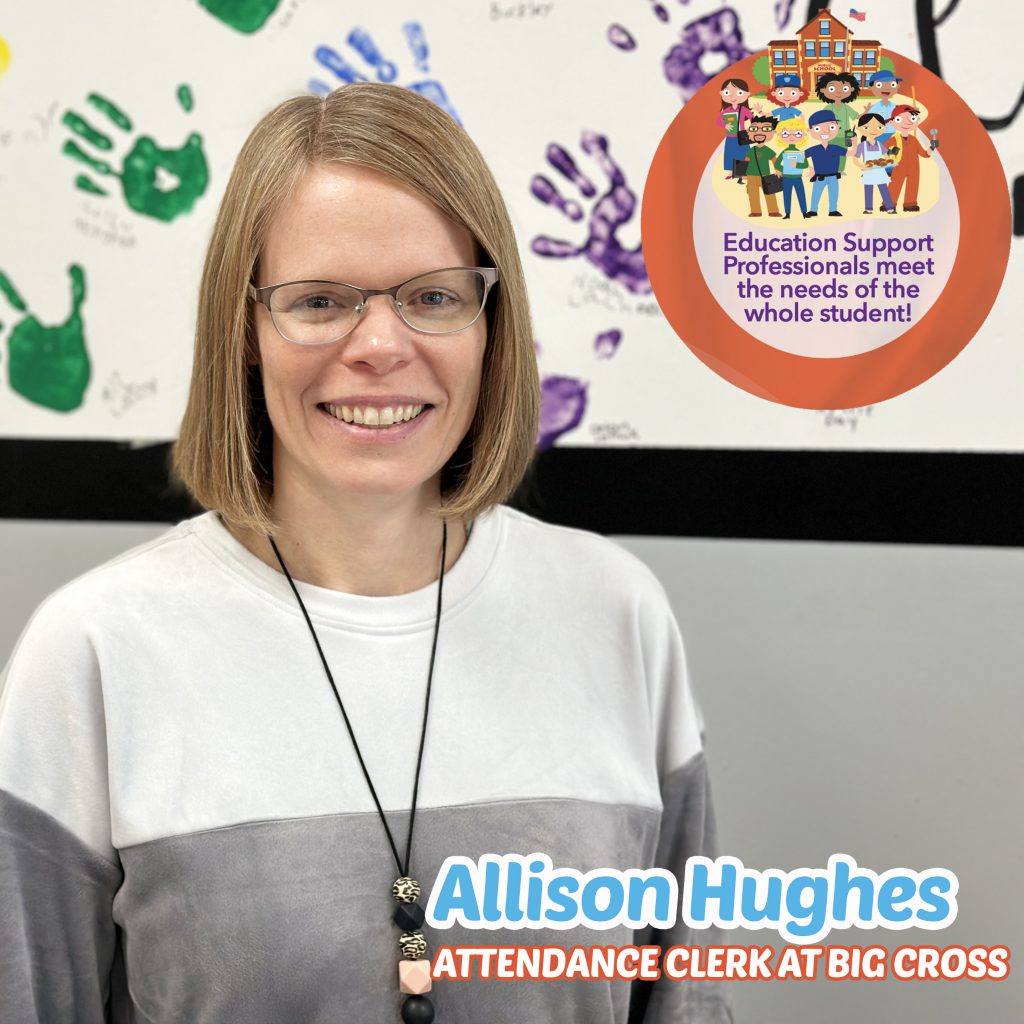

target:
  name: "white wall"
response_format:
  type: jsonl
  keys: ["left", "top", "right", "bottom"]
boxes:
{"left": 2, "top": 519, "right": 1021, "bottom": 1022}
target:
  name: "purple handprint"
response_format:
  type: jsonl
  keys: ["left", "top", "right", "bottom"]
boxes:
{"left": 529, "top": 132, "right": 650, "bottom": 295}
{"left": 664, "top": 8, "right": 749, "bottom": 102}
{"left": 309, "top": 21, "right": 461, "bottom": 125}
{"left": 536, "top": 329, "right": 623, "bottom": 449}
{"left": 609, "top": 5, "right": 751, "bottom": 104}
{"left": 594, "top": 328, "right": 622, "bottom": 359}
{"left": 538, "top": 376, "right": 587, "bottom": 450}
{"left": 774, "top": 0, "right": 797, "bottom": 31}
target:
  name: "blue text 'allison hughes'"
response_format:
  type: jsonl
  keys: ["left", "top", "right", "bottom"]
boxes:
{"left": 427, "top": 853, "right": 958, "bottom": 944}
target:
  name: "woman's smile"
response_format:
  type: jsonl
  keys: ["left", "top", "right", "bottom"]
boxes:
{"left": 315, "top": 398, "right": 433, "bottom": 442}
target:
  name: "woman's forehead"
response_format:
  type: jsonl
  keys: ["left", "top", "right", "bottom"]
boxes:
{"left": 259, "top": 164, "right": 477, "bottom": 286}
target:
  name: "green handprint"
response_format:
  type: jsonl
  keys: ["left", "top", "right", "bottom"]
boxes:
{"left": 0, "top": 266, "right": 91, "bottom": 412}
{"left": 62, "top": 86, "right": 208, "bottom": 223}
{"left": 198, "top": 0, "right": 281, "bottom": 33}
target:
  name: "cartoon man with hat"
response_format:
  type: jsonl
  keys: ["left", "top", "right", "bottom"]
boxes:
{"left": 867, "top": 70, "right": 904, "bottom": 143}
{"left": 768, "top": 72, "right": 809, "bottom": 123}
{"left": 804, "top": 109, "right": 846, "bottom": 217}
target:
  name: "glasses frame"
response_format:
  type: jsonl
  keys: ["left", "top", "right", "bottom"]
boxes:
{"left": 249, "top": 266, "right": 499, "bottom": 345}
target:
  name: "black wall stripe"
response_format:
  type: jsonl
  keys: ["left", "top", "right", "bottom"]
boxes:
{"left": 514, "top": 448, "right": 1023, "bottom": 546}
{"left": 1, "top": 440, "right": 1020, "bottom": 546}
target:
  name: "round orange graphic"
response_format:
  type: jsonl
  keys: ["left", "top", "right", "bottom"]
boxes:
{"left": 641, "top": 51, "right": 1011, "bottom": 408}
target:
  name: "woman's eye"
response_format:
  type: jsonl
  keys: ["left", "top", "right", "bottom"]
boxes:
{"left": 281, "top": 288, "right": 358, "bottom": 316}
{"left": 409, "top": 289, "right": 458, "bottom": 308}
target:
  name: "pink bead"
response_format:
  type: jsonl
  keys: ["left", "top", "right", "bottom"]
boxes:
{"left": 399, "top": 959, "right": 433, "bottom": 995}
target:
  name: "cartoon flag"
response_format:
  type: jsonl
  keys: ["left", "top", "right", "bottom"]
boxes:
{"left": 849, "top": 8, "right": 867, "bottom": 20}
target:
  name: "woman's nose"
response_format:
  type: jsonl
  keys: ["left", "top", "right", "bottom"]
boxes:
{"left": 338, "top": 295, "right": 416, "bottom": 374}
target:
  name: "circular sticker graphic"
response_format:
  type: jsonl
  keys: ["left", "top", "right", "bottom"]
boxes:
{"left": 641, "top": 48, "right": 1010, "bottom": 408}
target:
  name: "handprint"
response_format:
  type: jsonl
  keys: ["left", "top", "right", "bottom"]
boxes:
{"left": 61, "top": 87, "right": 209, "bottom": 223}
{"left": 197, "top": 0, "right": 281, "bottom": 33}
{"left": 773, "top": 0, "right": 798, "bottom": 31}
{"left": 0, "top": 266, "right": 90, "bottom": 412}
{"left": 608, "top": 5, "right": 751, "bottom": 104}
{"left": 309, "top": 22, "right": 461, "bottom": 125}
{"left": 593, "top": 328, "right": 622, "bottom": 359}
{"left": 530, "top": 133, "right": 650, "bottom": 295}
{"left": 538, "top": 375, "right": 587, "bottom": 450}
{"left": 536, "top": 329, "right": 622, "bottom": 450}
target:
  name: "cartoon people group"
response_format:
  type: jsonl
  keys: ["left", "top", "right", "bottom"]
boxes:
{"left": 720, "top": 68, "right": 935, "bottom": 221}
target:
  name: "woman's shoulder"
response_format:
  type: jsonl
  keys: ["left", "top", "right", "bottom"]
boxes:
{"left": 490, "top": 505, "right": 670, "bottom": 604}
{"left": 13, "top": 513, "right": 221, "bottom": 640}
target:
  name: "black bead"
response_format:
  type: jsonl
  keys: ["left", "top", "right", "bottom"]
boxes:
{"left": 392, "top": 901, "right": 426, "bottom": 931}
{"left": 400, "top": 994, "right": 435, "bottom": 1023}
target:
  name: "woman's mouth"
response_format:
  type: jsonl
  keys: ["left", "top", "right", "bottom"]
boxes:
{"left": 319, "top": 402, "right": 427, "bottom": 428}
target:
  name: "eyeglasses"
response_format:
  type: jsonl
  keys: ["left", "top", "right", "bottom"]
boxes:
{"left": 250, "top": 267, "right": 499, "bottom": 346}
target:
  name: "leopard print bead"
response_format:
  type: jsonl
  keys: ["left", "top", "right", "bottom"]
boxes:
{"left": 400, "top": 931, "right": 428, "bottom": 960}
{"left": 392, "top": 877, "right": 422, "bottom": 903}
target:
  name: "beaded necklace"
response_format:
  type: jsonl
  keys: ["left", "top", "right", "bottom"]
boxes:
{"left": 269, "top": 523, "right": 447, "bottom": 1024}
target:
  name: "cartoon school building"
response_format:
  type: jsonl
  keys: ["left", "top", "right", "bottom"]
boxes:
{"left": 767, "top": 9, "right": 881, "bottom": 89}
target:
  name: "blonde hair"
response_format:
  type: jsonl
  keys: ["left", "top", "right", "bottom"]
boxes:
{"left": 778, "top": 118, "right": 809, "bottom": 145}
{"left": 173, "top": 84, "right": 539, "bottom": 532}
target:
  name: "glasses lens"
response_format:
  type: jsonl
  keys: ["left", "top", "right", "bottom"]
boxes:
{"left": 396, "top": 269, "right": 488, "bottom": 334}
{"left": 269, "top": 282, "right": 363, "bottom": 344}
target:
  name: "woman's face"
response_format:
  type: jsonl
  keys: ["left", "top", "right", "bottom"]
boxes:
{"left": 254, "top": 163, "right": 486, "bottom": 509}
{"left": 778, "top": 124, "right": 806, "bottom": 147}
{"left": 861, "top": 118, "right": 886, "bottom": 141}
{"left": 720, "top": 83, "right": 748, "bottom": 105}
{"left": 772, "top": 87, "right": 801, "bottom": 106}
{"left": 823, "top": 80, "right": 852, "bottom": 102}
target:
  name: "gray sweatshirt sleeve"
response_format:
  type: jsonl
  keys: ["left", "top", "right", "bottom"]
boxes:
{"left": 0, "top": 790, "right": 124, "bottom": 1023}
{"left": 628, "top": 753, "right": 733, "bottom": 1023}
{"left": 0, "top": 596, "right": 124, "bottom": 1023}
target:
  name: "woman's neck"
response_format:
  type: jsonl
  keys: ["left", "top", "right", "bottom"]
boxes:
{"left": 229, "top": 483, "right": 465, "bottom": 597}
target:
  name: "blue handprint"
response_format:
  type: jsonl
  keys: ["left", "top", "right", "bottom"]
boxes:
{"left": 530, "top": 133, "right": 650, "bottom": 295}
{"left": 608, "top": 5, "right": 751, "bottom": 104}
{"left": 309, "top": 22, "right": 461, "bottom": 125}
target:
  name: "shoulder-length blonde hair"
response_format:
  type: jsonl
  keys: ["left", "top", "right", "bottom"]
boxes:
{"left": 174, "top": 84, "right": 538, "bottom": 533}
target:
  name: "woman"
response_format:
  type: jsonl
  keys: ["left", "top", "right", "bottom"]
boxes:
{"left": 771, "top": 118, "right": 810, "bottom": 220}
{"left": 0, "top": 85, "right": 725, "bottom": 1023}
{"left": 814, "top": 72, "right": 861, "bottom": 151}
{"left": 715, "top": 77, "right": 752, "bottom": 181}
{"left": 765, "top": 74, "right": 809, "bottom": 124}
{"left": 852, "top": 112, "right": 897, "bottom": 215}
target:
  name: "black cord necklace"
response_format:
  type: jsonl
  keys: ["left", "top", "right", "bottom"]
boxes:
{"left": 268, "top": 523, "right": 447, "bottom": 1024}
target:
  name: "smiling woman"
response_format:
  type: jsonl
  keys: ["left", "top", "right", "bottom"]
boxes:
{"left": 0, "top": 85, "right": 726, "bottom": 1024}
{"left": 244, "top": 163, "right": 489, "bottom": 559}
{"left": 174, "top": 86, "right": 538, "bottom": 593}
